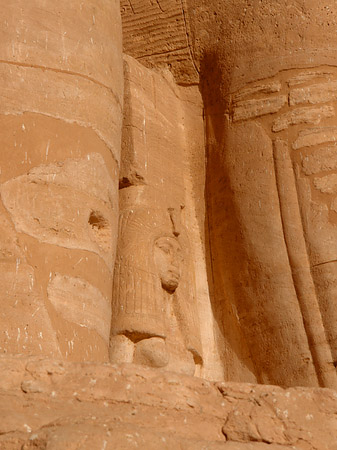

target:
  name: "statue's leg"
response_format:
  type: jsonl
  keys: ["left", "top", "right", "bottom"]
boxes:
{"left": 289, "top": 72, "right": 337, "bottom": 368}
{"left": 204, "top": 104, "right": 322, "bottom": 387}
{"left": 0, "top": 0, "right": 123, "bottom": 360}
{"left": 185, "top": 0, "right": 337, "bottom": 388}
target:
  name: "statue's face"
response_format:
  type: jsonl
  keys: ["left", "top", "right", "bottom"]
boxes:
{"left": 154, "top": 236, "right": 183, "bottom": 293}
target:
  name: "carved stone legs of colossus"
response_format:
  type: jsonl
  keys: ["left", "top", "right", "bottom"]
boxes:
{"left": 187, "top": 0, "right": 337, "bottom": 388}
{"left": 0, "top": 0, "right": 123, "bottom": 360}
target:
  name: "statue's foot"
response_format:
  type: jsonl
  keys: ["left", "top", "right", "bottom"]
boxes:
{"left": 165, "top": 348, "right": 196, "bottom": 376}
{"left": 133, "top": 337, "right": 169, "bottom": 368}
{"left": 109, "top": 335, "right": 134, "bottom": 363}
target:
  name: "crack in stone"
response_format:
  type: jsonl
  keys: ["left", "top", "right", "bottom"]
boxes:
{"left": 312, "top": 259, "right": 337, "bottom": 268}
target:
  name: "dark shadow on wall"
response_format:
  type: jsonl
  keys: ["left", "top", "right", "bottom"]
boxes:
{"left": 199, "top": 51, "right": 260, "bottom": 383}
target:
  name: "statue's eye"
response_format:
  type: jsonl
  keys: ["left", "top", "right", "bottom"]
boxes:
{"left": 159, "top": 245, "right": 170, "bottom": 254}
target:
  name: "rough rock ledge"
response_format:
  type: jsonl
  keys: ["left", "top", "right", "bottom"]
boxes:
{"left": 0, "top": 356, "right": 336, "bottom": 449}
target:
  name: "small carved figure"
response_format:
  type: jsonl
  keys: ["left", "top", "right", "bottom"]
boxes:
{"left": 110, "top": 188, "right": 202, "bottom": 375}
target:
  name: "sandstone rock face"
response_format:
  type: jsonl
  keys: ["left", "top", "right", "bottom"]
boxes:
{"left": 0, "top": 0, "right": 123, "bottom": 361}
{"left": 120, "top": 0, "right": 198, "bottom": 83}
{"left": 0, "top": 356, "right": 336, "bottom": 450}
{"left": 184, "top": 0, "right": 337, "bottom": 389}
{"left": 3, "top": 0, "right": 337, "bottom": 448}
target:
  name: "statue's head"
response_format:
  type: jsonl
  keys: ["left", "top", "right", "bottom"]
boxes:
{"left": 154, "top": 236, "right": 183, "bottom": 293}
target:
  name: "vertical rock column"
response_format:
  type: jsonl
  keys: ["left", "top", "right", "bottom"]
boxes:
{"left": 0, "top": 0, "right": 123, "bottom": 361}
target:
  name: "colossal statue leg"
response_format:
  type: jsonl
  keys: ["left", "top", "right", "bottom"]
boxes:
{"left": 186, "top": 0, "right": 337, "bottom": 388}
{"left": 0, "top": 0, "right": 123, "bottom": 360}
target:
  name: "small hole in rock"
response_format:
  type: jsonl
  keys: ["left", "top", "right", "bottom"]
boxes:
{"left": 88, "top": 211, "right": 107, "bottom": 229}
{"left": 88, "top": 210, "right": 112, "bottom": 253}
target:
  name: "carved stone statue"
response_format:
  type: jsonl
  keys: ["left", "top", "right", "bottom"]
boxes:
{"left": 0, "top": 0, "right": 123, "bottom": 361}
{"left": 154, "top": 235, "right": 182, "bottom": 294}
{"left": 184, "top": 0, "right": 337, "bottom": 388}
{"left": 120, "top": 0, "right": 337, "bottom": 388}
{"left": 110, "top": 188, "right": 202, "bottom": 375}
{"left": 3, "top": 0, "right": 337, "bottom": 390}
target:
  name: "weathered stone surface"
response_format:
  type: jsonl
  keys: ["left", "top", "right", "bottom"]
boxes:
{"left": 287, "top": 70, "right": 334, "bottom": 86}
{"left": 311, "top": 262, "right": 337, "bottom": 364}
{"left": 293, "top": 127, "right": 337, "bottom": 149}
{"left": 331, "top": 198, "right": 337, "bottom": 213}
{"left": 0, "top": 357, "right": 336, "bottom": 449}
{"left": 204, "top": 118, "right": 319, "bottom": 387}
{"left": 302, "top": 146, "right": 337, "bottom": 175}
{"left": 5, "top": 0, "right": 337, "bottom": 447}
{"left": 0, "top": 261, "right": 60, "bottom": 358}
{"left": 273, "top": 139, "right": 336, "bottom": 389}
{"left": 184, "top": 0, "right": 337, "bottom": 391}
{"left": 295, "top": 174, "right": 337, "bottom": 364}
{"left": 47, "top": 274, "right": 111, "bottom": 343}
{"left": 113, "top": 55, "right": 205, "bottom": 377}
{"left": 1, "top": 155, "right": 117, "bottom": 269}
{"left": 232, "top": 96, "right": 287, "bottom": 122}
{"left": 0, "top": 63, "right": 122, "bottom": 163}
{"left": 272, "top": 105, "right": 334, "bottom": 132}
{"left": 0, "top": 0, "right": 123, "bottom": 95}
{"left": 233, "top": 81, "right": 281, "bottom": 102}
{"left": 120, "top": 0, "right": 198, "bottom": 84}
{"left": 313, "top": 173, "right": 337, "bottom": 194}
{"left": 290, "top": 80, "right": 337, "bottom": 106}
{"left": 188, "top": 0, "right": 337, "bottom": 92}
{"left": 0, "top": 0, "right": 123, "bottom": 362}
